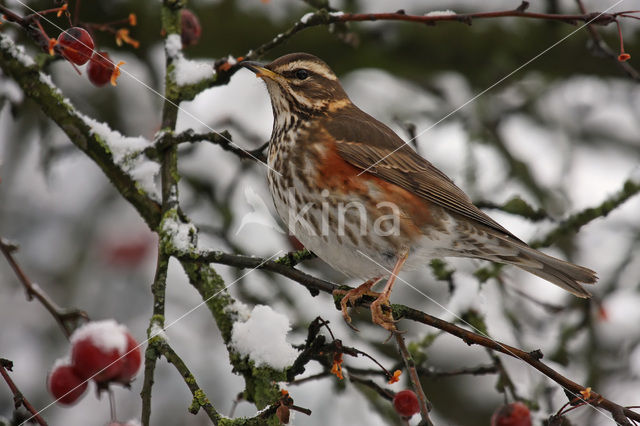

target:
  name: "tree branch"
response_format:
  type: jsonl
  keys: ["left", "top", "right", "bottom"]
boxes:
{"left": 532, "top": 176, "right": 640, "bottom": 249}
{"left": 185, "top": 247, "right": 640, "bottom": 423}
{"left": 246, "top": 5, "right": 637, "bottom": 60}
{"left": 575, "top": 0, "right": 640, "bottom": 81}
{"left": 0, "top": 359, "right": 48, "bottom": 426}
{"left": 394, "top": 332, "right": 434, "bottom": 426}
{"left": 0, "top": 238, "right": 88, "bottom": 338}
{"left": 155, "top": 341, "right": 221, "bottom": 423}
{"left": 0, "top": 33, "right": 162, "bottom": 229}
{"left": 146, "top": 129, "right": 267, "bottom": 163}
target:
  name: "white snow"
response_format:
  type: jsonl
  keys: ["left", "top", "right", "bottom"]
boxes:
{"left": 52, "top": 356, "right": 71, "bottom": 370}
{"left": 230, "top": 305, "right": 298, "bottom": 370}
{"left": 224, "top": 299, "right": 252, "bottom": 322}
{"left": 166, "top": 33, "right": 214, "bottom": 86}
{"left": 165, "top": 34, "right": 182, "bottom": 59}
{"left": 149, "top": 323, "right": 168, "bottom": 341}
{"left": 80, "top": 114, "right": 160, "bottom": 200}
{"left": 300, "top": 12, "right": 315, "bottom": 24}
{"left": 70, "top": 320, "right": 129, "bottom": 354}
{"left": 173, "top": 56, "right": 214, "bottom": 86}
{"left": 425, "top": 10, "right": 456, "bottom": 17}
{"left": 0, "top": 32, "right": 36, "bottom": 67}
{"left": 329, "top": 11, "right": 344, "bottom": 18}
{"left": 161, "top": 216, "right": 197, "bottom": 253}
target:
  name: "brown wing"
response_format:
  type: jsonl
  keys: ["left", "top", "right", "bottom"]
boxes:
{"left": 322, "top": 104, "right": 523, "bottom": 242}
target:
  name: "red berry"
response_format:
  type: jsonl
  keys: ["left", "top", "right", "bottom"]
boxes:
{"left": 181, "top": 9, "right": 201, "bottom": 47}
{"left": 393, "top": 390, "right": 420, "bottom": 418}
{"left": 48, "top": 364, "right": 88, "bottom": 405}
{"left": 70, "top": 320, "right": 134, "bottom": 383}
{"left": 57, "top": 27, "right": 94, "bottom": 65}
{"left": 87, "top": 51, "right": 117, "bottom": 87}
{"left": 491, "top": 402, "right": 532, "bottom": 426}
{"left": 115, "top": 333, "right": 141, "bottom": 383}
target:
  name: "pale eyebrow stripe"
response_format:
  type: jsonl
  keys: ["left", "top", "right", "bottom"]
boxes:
{"left": 278, "top": 60, "right": 337, "bottom": 81}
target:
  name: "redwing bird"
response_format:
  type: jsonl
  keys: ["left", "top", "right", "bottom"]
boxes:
{"left": 241, "top": 53, "right": 597, "bottom": 331}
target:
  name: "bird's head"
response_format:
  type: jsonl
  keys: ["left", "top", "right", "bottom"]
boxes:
{"left": 241, "top": 53, "right": 350, "bottom": 116}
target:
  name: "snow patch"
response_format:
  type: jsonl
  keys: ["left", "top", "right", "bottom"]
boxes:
{"left": 230, "top": 305, "right": 298, "bottom": 370}
{"left": 224, "top": 299, "right": 252, "bottom": 322}
{"left": 425, "top": 10, "right": 456, "bottom": 17}
{"left": 80, "top": 114, "right": 160, "bottom": 200}
{"left": 161, "top": 216, "right": 197, "bottom": 253}
{"left": 166, "top": 33, "right": 213, "bottom": 86}
{"left": 0, "top": 32, "right": 36, "bottom": 67}
{"left": 149, "top": 323, "right": 168, "bottom": 341}
{"left": 173, "top": 57, "right": 214, "bottom": 86}
{"left": 52, "top": 356, "right": 71, "bottom": 370}
{"left": 300, "top": 12, "right": 315, "bottom": 24}
{"left": 70, "top": 319, "right": 129, "bottom": 354}
{"left": 165, "top": 34, "right": 182, "bottom": 59}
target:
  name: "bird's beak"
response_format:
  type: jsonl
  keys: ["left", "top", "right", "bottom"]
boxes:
{"left": 241, "top": 61, "right": 279, "bottom": 81}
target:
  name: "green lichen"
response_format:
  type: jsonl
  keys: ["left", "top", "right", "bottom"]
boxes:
{"left": 228, "top": 353, "right": 284, "bottom": 409}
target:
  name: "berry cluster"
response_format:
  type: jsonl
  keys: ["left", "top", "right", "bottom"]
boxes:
{"left": 47, "top": 320, "right": 141, "bottom": 405}
{"left": 55, "top": 27, "right": 124, "bottom": 86}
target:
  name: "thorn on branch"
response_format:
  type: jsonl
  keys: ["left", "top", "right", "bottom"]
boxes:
{"left": 516, "top": 2, "right": 530, "bottom": 12}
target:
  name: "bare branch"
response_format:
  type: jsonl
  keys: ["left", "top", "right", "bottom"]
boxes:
{"left": 0, "top": 359, "right": 48, "bottom": 426}
{"left": 0, "top": 238, "right": 88, "bottom": 338}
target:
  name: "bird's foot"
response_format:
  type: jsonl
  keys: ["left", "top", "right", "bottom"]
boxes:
{"left": 370, "top": 294, "right": 397, "bottom": 332}
{"left": 333, "top": 278, "right": 382, "bottom": 331}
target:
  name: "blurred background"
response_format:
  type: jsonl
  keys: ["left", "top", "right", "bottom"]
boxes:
{"left": 1, "top": 0, "right": 639, "bottom": 425}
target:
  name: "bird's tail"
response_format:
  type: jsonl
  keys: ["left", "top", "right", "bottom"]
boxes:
{"left": 494, "top": 242, "right": 597, "bottom": 298}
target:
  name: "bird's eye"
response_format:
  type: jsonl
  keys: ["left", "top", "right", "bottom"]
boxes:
{"left": 295, "top": 69, "right": 309, "bottom": 80}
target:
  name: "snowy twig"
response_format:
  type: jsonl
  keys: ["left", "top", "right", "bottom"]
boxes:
{"left": 0, "top": 359, "right": 48, "bottom": 426}
{"left": 148, "top": 129, "right": 267, "bottom": 162}
{"left": 0, "top": 34, "right": 163, "bottom": 229}
{"left": 394, "top": 332, "right": 434, "bottom": 426}
{"left": 0, "top": 238, "right": 89, "bottom": 338}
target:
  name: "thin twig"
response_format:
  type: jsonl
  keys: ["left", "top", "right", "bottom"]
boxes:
{"left": 0, "top": 359, "right": 48, "bottom": 426}
{"left": 394, "top": 332, "right": 434, "bottom": 426}
{"left": 156, "top": 342, "right": 221, "bottom": 423}
{"left": 575, "top": 0, "right": 640, "bottom": 81}
{"left": 147, "top": 129, "right": 267, "bottom": 163}
{"left": 417, "top": 363, "right": 499, "bottom": 378}
{"left": 140, "top": 251, "right": 169, "bottom": 426}
{"left": 0, "top": 238, "right": 88, "bottom": 338}
{"left": 247, "top": 5, "right": 637, "bottom": 60}
{"left": 532, "top": 177, "right": 640, "bottom": 248}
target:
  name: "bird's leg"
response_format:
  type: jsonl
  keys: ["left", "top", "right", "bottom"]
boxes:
{"left": 334, "top": 276, "right": 383, "bottom": 331}
{"left": 370, "top": 249, "right": 409, "bottom": 332}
